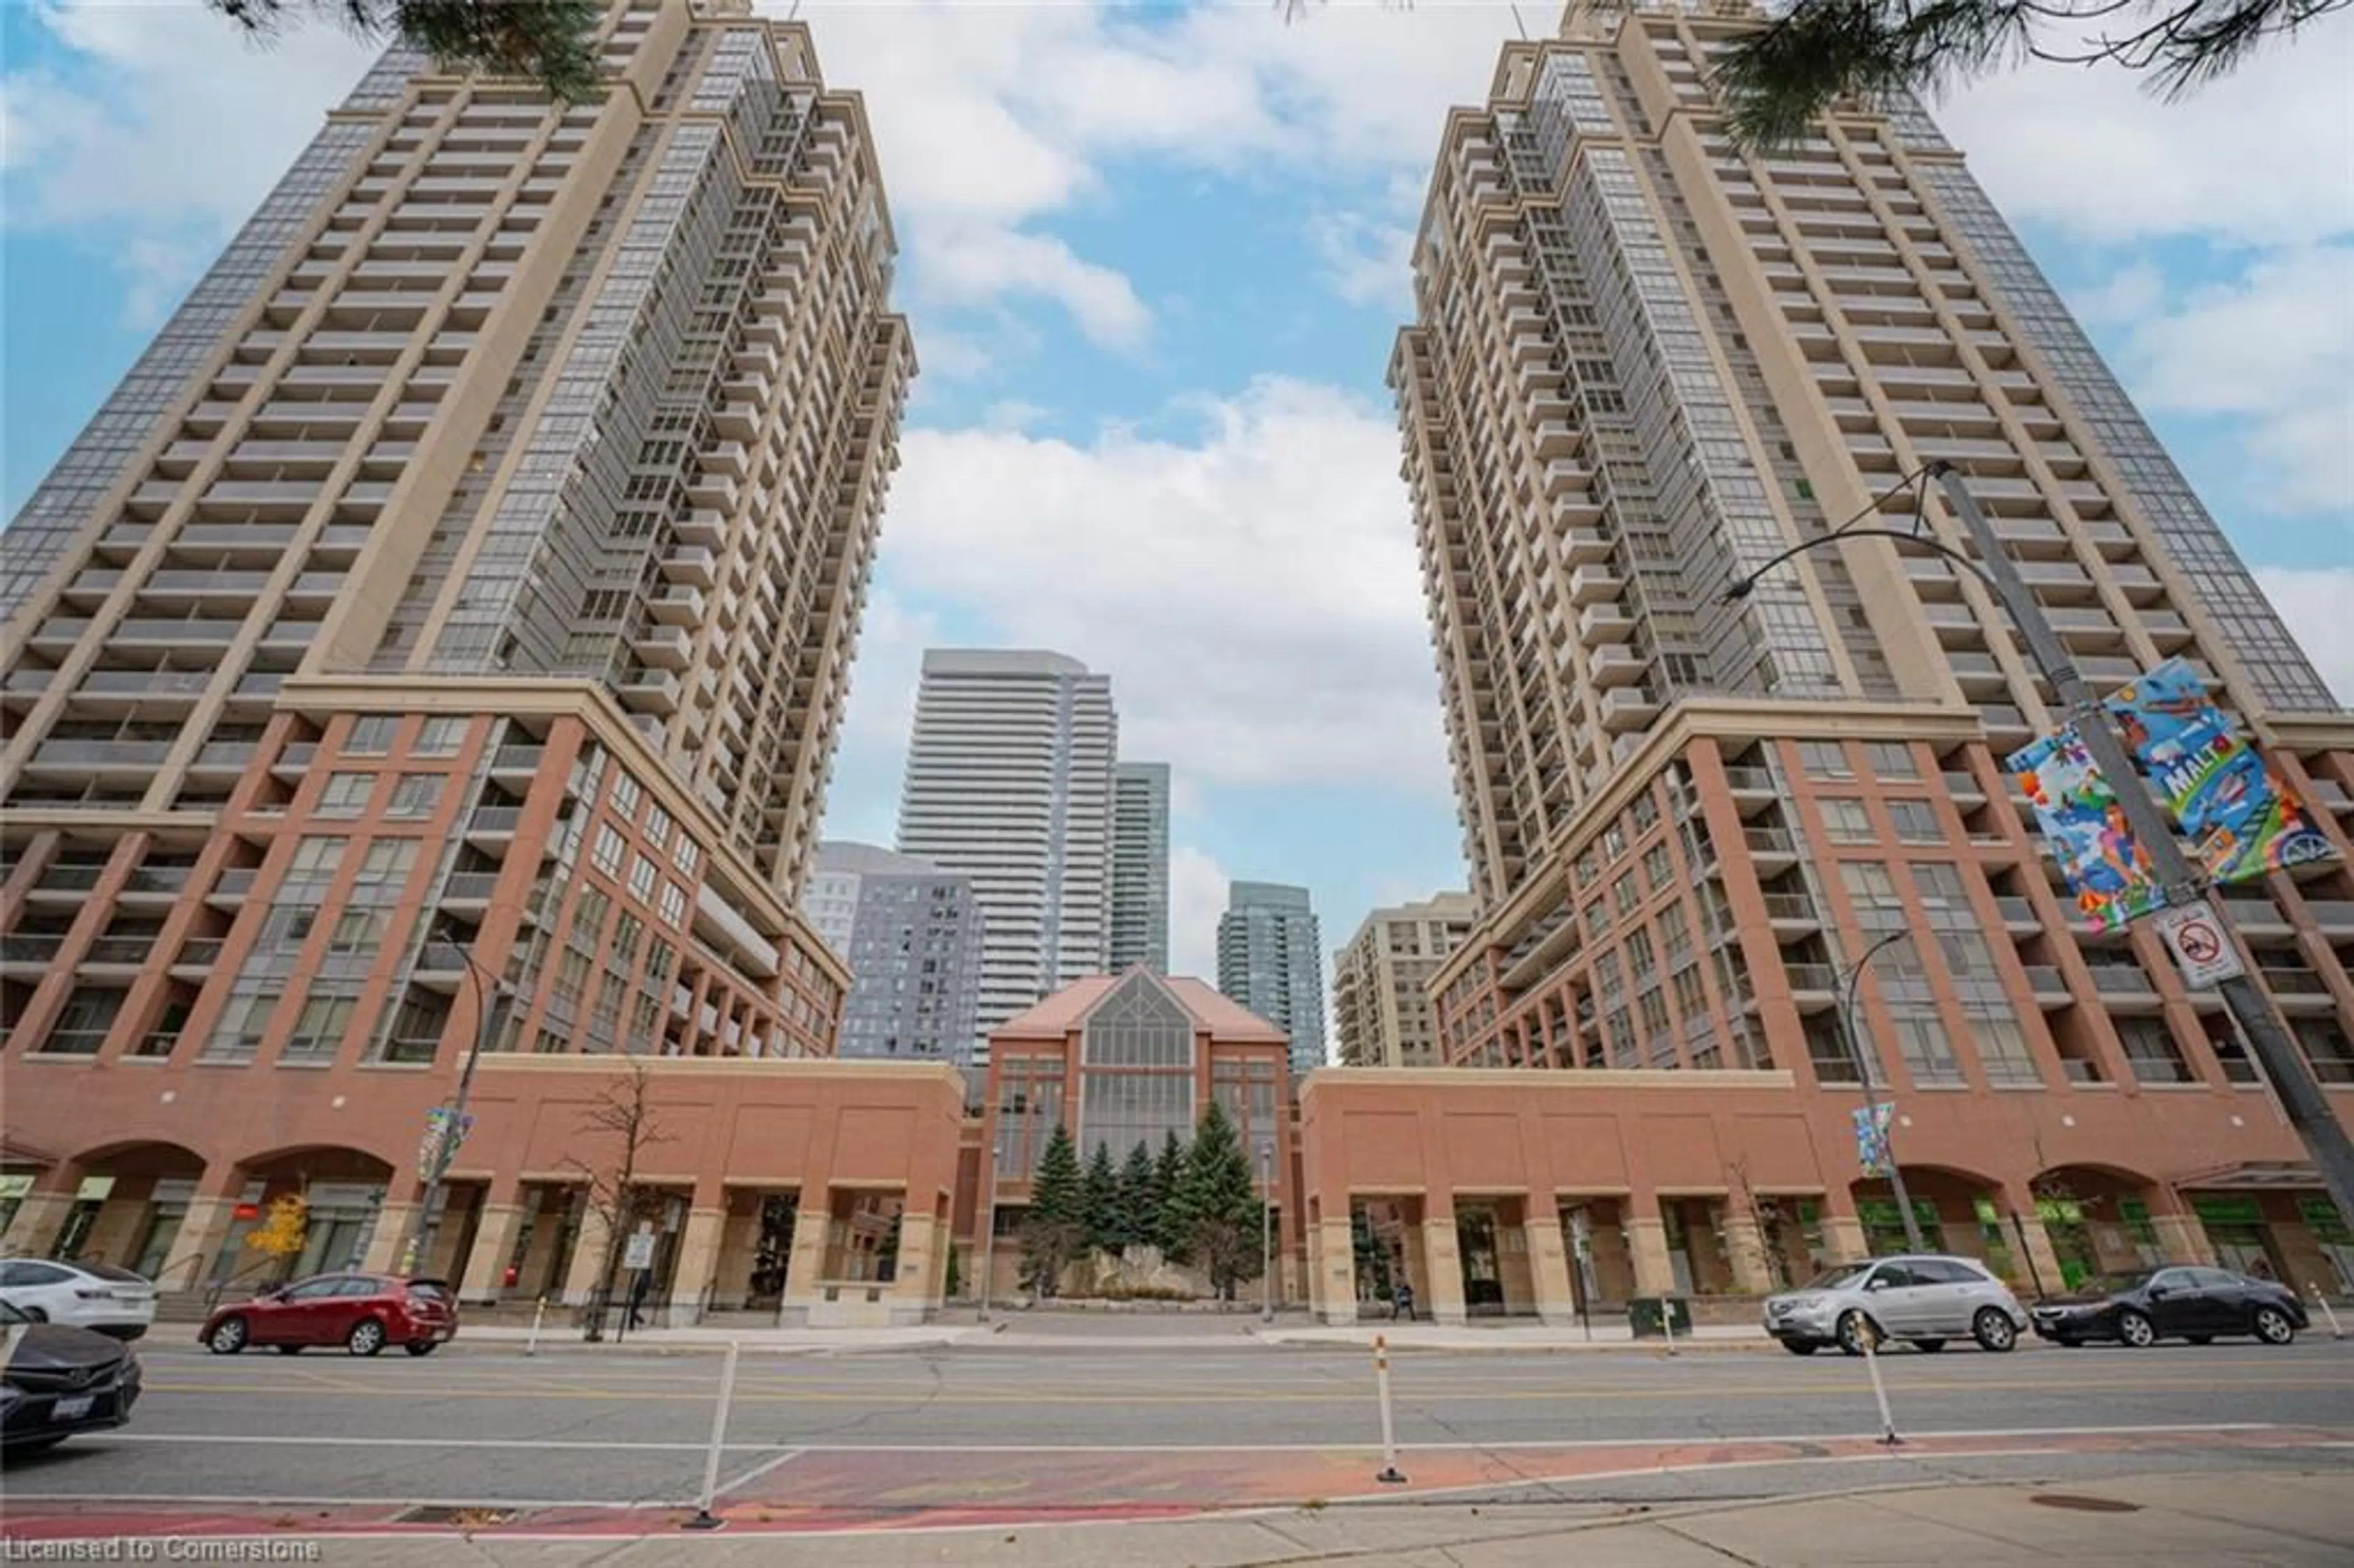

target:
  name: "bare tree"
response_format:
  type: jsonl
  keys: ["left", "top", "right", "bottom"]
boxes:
{"left": 563, "top": 1059, "right": 672, "bottom": 1342}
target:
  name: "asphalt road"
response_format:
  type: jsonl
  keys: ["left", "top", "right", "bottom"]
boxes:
{"left": 6, "top": 1337, "right": 2352, "bottom": 1516}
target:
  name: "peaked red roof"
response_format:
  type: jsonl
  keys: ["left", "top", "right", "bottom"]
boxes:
{"left": 991, "top": 969, "right": 1288, "bottom": 1043}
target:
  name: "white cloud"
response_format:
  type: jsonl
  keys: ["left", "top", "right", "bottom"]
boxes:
{"left": 2102, "top": 243, "right": 2354, "bottom": 514}
{"left": 820, "top": 584, "right": 941, "bottom": 846}
{"left": 920, "top": 225, "right": 1153, "bottom": 351}
{"left": 1168, "top": 845, "right": 1232, "bottom": 982}
{"left": 789, "top": 2, "right": 1515, "bottom": 334}
{"left": 2, "top": 2, "right": 373, "bottom": 233}
{"left": 2254, "top": 567, "right": 2354, "bottom": 704}
{"left": 1309, "top": 207, "right": 1416, "bottom": 309}
{"left": 116, "top": 234, "right": 208, "bottom": 330}
{"left": 1937, "top": 34, "right": 2354, "bottom": 248}
{"left": 866, "top": 375, "right": 1450, "bottom": 795}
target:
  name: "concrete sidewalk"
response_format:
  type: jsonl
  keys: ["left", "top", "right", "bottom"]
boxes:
{"left": 1260, "top": 1320, "right": 1774, "bottom": 1352}
{"left": 451, "top": 1322, "right": 1004, "bottom": 1353}
{"left": 241, "top": 1470, "right": 2354, "bottom": 1564}
{"left": 449, "top": 1315, "right": 1789, "bottom": 1354}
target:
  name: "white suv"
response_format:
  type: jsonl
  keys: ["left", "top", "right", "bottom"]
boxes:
{"left": 0, "top": 1258, "right": 161, "bottom": 1341}
{"left": 1764, "top": 1254, "right": 2027, "bottom": 1355}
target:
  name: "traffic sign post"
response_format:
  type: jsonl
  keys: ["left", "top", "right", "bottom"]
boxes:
{"left": 2154, "top": 900, "right": 2246, "bottom": 991}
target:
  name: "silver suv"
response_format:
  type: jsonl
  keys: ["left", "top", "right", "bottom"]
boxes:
{"left": 1763, "top": 1254, "right": 2027, "bottom": 1355}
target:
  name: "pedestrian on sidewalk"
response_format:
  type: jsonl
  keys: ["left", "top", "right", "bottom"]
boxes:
{"left": 627, "top": 1269, "right": 652, "bottom": 1330}
{"left": 1392, "top": 1279, "right": 1415, "bottom": 1322}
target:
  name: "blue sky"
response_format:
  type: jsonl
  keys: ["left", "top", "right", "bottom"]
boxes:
{"left": 5, "top": 2, "right": 2349, "bottom": 1000}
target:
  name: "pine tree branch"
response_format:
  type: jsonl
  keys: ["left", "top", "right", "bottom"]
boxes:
{"left": 207, "top": 0, "right": 607, "bottom": 103}
{"left": 1712, "top": 0, "right": 2346, "bottom": 150}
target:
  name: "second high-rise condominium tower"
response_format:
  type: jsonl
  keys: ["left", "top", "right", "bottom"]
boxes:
{"left": 1218, "top": 882, "right": 1327, "bottom": 1080}
{"left": 897, "top": 650, "right": 1118, "bottom": 1058}
{"left": 1110, "top": 761, "right": 1171, "bottom": 973}
{"left": 1, "top": 0, "right": 912, "bottom": 1222}
{"left": 1404, "top": 4, "right": 2353, "bottom": 1096}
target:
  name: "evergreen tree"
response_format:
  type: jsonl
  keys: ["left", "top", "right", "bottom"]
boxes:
{"left": 1152, "top": 1129, "right": 1190, "bottom": 1260}
{"left": 1116, "top": 1141, "right": 1157, "bottom": 1254}
{"left": 1177, "top": 1100, "right": 1264, "bottom": 1302}
{"left": 1081, "top": 1139, "right": 1120, "bottom": 1256}
{"left": 1020, "top": 1122, "right": 1084, "bottom": 1298}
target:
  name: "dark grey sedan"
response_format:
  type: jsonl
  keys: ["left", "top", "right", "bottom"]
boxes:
{"left": 0, "top": 1296, "right": 143, "bottom": 1453}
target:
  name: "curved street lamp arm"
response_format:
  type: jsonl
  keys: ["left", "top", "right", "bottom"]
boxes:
{"left": 1723, "top": 526, "right": 1997, "bottom": 606}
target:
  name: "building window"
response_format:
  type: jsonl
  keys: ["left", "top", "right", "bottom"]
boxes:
{"left": 287, "top": 836, "right": 345, "bottom": 878}
{"left": 660, "top": 881, "right": 687, "bottom": 927}
{"left": 592, "top": 823, "right": 627, "bottom": 875}
{"left": 345, "top": 716, "right": 397, "bottom": 756}
{"left": 2115, "top": 1018, "right": 2193, "bottom": 1084}
{"left": 2296, "top": 1019, "right": 2354, "bottom": 1084}
{"left": 1819, "top": 799, "right": 1875, "bottom": 843}
{"left": 1797, "top": 740, "right": 1853, "bottom": 779}
{"left": 611, "top": 772, "right": 643, "bottom": 820}
{"left": 1887, "top": 800, "right": 1943, "bottom": 844}
{"left": 281, "top": 986, "right": 360, "bottom": 1064}
{"left": 1889, "top": 1010, "right": 1962, "bottom": 1084}
{"left": 318, "top": 773, "right": 373, "bottom": 817}
{"left": 644, "top": 804, "right": 672, "bottom": 848}
{"left": 629, "top": 853, "right": 658, "bottom": 903}
{"left": 414, "top": 717, "right": 468, "bottom": 757}
{"left": 37, "top": 987, "right": 126, "bottom": 1056}
{"left": 1864, "top": 740, "right": 1918, "bottom": 780}
{"left": 386, "top": 775, "right": 443, "bottom": 819}
{"left": 356, "top": 839, "right": 417, "bottom": 887}
{"left": 672, "top": 835, "right": 699, "bottom": 877}
{"left": 1965, "top": 1006, "right": 2040, "bottom": 1086}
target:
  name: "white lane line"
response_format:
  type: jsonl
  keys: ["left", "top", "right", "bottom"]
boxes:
{"left": 50, "top": 1420, "right": 2299, "bottom": 1456}
{"left": 714, "top": 1446, "right": 806, "bottom": 1498}
{"left": 1, "top": 1491, "right": 649, "bottom": 1511}
{"left": 80, "top": 1433, "right": 765, "bottom": 1452}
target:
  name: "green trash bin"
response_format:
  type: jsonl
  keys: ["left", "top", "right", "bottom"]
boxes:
{"left": 1628, "top": 1295, "right": 1693, "bottom": 1339}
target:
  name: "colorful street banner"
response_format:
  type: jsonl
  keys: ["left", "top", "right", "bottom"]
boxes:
{"left": 415, "top": 1106, "right": 475, "bottom": 1182}
{"left": 2106, "top": 658, "right": 2338, "bottom": 884}
{"left": 1851, "top": 1102, "right": 1894, "bottom": 1178}
{"left": 2007, "top": 728, "right": 2166, "bottom": 931}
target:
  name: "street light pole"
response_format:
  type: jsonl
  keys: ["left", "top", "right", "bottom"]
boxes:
{"left": 1260, "top": 1140, "right": 1276, "bottom": 1323}
{"left": 1261, "top": 1141, "right": 1278, "bottom": 1322}
{"left": 1726, "top": 463, "right": 2354, "bottom": 1230}
{"left": 1926, "top": 467, "right": 2354, "bottom": 1229}
{"left": 400, "top": 928, "right": 506, "bottom": 1279}
{"left": 978, "top": 1128, "right": 1004, "bottom": 1323}
{"left": 1838, "top": 930, "right": 1926, "bottom": 1252}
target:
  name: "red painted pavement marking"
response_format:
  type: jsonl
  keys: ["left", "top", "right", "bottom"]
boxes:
{"left": 4, "top": 1426, "right": 2346, "bottom": 1540}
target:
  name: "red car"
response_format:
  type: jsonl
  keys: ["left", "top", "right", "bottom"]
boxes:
{"left": 200, "top": 1273, "right": 457, "bottom": 1358}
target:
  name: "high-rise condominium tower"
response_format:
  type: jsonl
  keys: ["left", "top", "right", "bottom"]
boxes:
{"left": 896, "top": 650, "right": 1118, "bottom": 1059}
{"left": 1110, "top": 761, "right": 1171, "bottom": 972}
{"left": 802, "top": 842, "right": 983, "bottom": 1067}
{"left": 0, "top": 1, "right": 916, "bottom": 1279}
{"left": 1217, "top": 881, "right": 1325, "bottom": 1080}
{"left": 1403, "top": 4, "right": 2352, "bottom": 1128}
{"left": 1331, "top": 892, "right": 1479, "bottom": 1068}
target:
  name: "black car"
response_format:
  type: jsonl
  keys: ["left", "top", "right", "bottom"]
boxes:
{"left": 2030, "top": 1264, "right": 2309, "bottom": 1349}
{"left": 0, "top": 1296, "right": 143, "bottom": 1453}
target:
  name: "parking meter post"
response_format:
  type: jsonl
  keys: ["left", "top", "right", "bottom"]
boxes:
{"left": 1373, "top": 1334, "right": 1407, "bottom": 1485}
{"left": 2311, "top": 1282, "right": 2346, "bottom": 1341}
{"left": 525, "top": 1295, "right": 547, "bottom": 1358}
{"left": 1862, "top": 1330, "right": 1901, "bottom": 1446}
{"left": 1661, "top": 1299, "right": 1677, "bottom": 1357}
{"left": 683, "top": 1340, "right": 744, "bottom": 1531}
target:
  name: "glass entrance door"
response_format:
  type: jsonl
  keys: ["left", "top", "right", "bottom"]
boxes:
{"left": 1458, "top": 1206, "right": 1504, "bottom": 1315}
